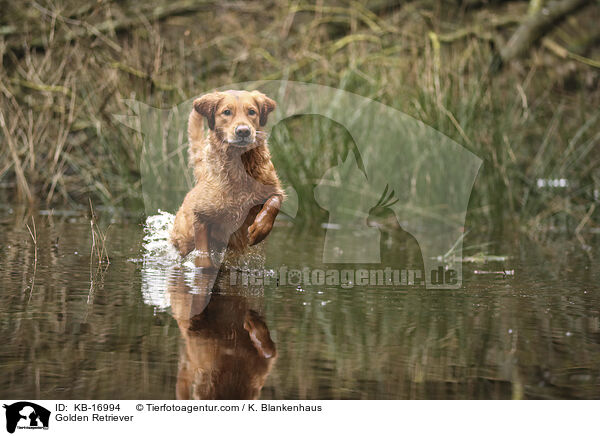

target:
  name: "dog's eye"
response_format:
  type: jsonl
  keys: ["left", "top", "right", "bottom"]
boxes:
{"left": 223, "top": 109, "right": 231, "bottom": 116}
{"left": 248, "top": 109, "right": 257, "bottom": 116}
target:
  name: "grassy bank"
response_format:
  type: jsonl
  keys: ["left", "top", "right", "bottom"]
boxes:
{"left": 0, "top": 0, "right": 598, "bottom": 234}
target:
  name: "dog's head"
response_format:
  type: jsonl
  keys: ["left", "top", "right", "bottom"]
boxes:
{"left": 192, "top": 90, "right": 276, "bottom": 148}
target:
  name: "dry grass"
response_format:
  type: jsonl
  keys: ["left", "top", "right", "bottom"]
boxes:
{"left": 25, "top": 216, "right": 38, "bottom": 299}
{"left": 0, "top": 0, "right": 598, "bottom": 233}
{"left": 88, "top": 200, "right": 110, "bottom": 265}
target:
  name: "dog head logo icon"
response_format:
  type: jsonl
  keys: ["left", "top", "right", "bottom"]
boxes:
{"left": 3, "top": 402, "right": 50, "bottom": 433}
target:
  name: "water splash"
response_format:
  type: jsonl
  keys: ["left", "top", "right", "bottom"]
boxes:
{"left": 137, "top": 211, "right": 184, "bottom": 311}
{"left": 141, "top": 210, "right": 179, "bottom": 262}
{"left": 137, "top": 211, "right": 267, "bottom": 311}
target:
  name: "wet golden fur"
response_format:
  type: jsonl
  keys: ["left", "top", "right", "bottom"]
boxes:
{"left": 170, "top": 90, "right": 284, "bottom": 257}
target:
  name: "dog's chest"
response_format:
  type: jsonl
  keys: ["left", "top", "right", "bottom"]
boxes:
{"left": 204, "top": 166, "right": 268, "bottom": 218}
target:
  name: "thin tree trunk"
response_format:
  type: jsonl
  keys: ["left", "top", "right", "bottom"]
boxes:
{"left": 499, "top": 0, "right": 594, "bottom": 64}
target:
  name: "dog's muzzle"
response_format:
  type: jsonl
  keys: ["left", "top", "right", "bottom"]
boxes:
{"left": 230, "top": 125, "right": 254, "bottom": 146}
{"left": 235, "top": 125, "right": 251, "bottom": 138}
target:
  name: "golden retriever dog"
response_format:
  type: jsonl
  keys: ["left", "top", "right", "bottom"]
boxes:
{"left": 170, "top": 90, "right": 285, "bottom": 267}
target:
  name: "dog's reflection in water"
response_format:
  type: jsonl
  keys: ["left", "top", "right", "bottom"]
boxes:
{"left": 169, "top": 268, "right": 276, "bottom": 400}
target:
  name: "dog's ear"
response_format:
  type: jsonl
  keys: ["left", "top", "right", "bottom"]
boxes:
{"left": 193, "top": 93, "right": 222, "bottom": 130}
{"left": 252, "top": 91, "right": 277, "bottom": 126}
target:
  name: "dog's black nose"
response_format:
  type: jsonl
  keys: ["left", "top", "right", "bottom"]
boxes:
{"left": 235, "top": 125, "right": 251, "bottom": 138}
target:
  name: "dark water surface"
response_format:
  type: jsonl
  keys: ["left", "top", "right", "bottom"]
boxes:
{"left": 1, "top": 208, "right": 599, "bottom": 399}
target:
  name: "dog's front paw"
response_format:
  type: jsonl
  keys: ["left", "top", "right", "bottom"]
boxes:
{"left": 248, "top": 213, "right": 274, "bottom": 246}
